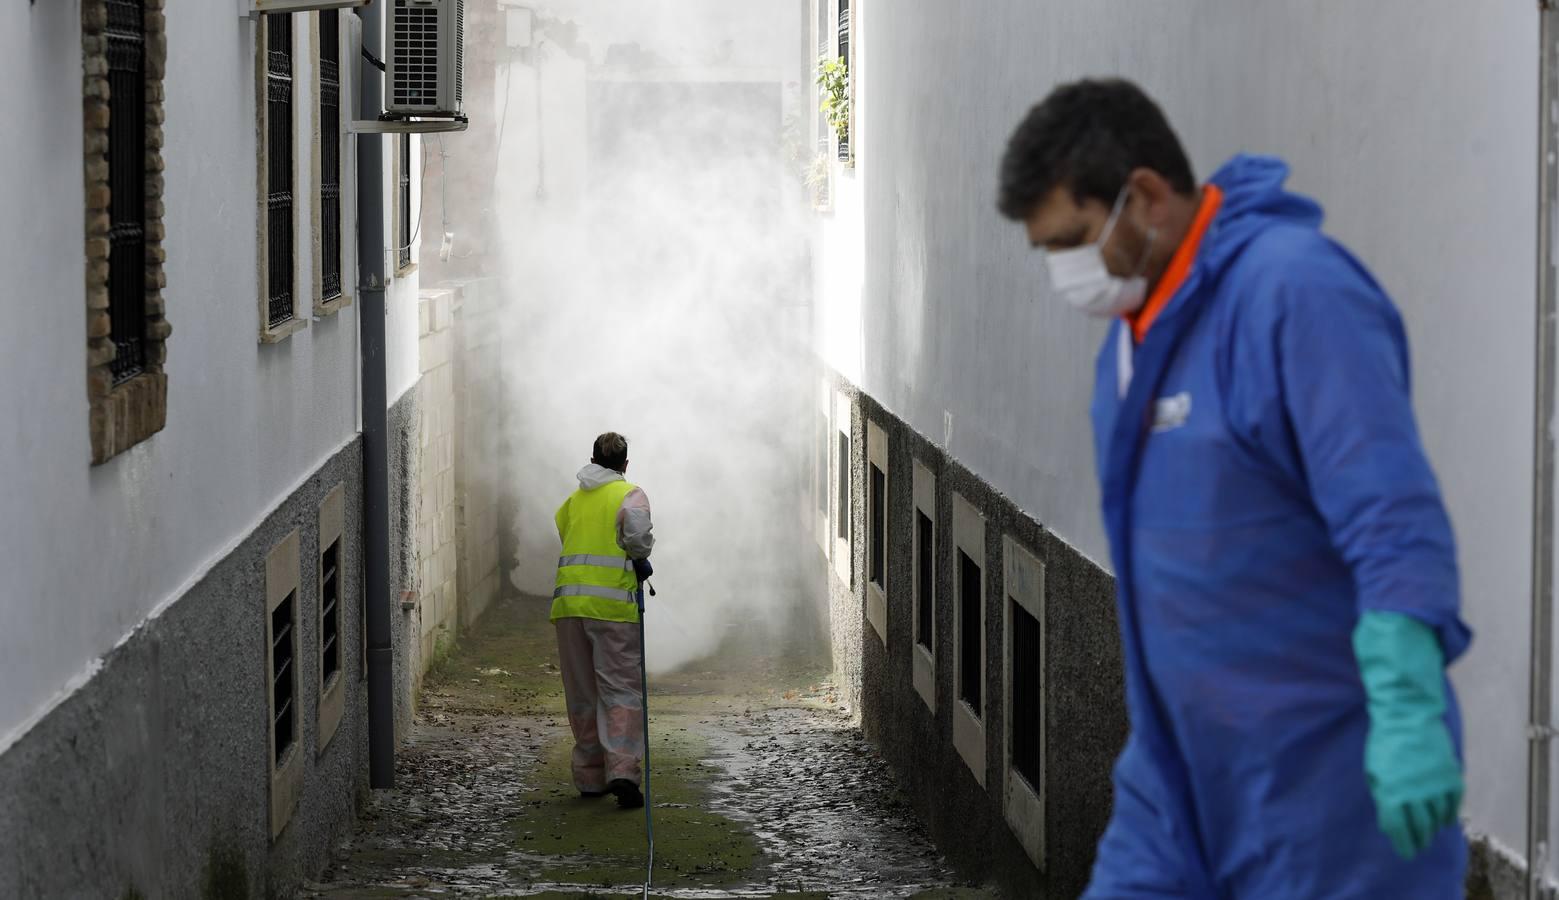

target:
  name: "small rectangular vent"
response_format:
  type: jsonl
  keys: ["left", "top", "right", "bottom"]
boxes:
{"left": 1011, "top": 599, "right": 1042, "bottom": 787}
{"left": 916, "top": 511, "right": 933, "bottom": 651}
{"left": 869, "top": 463, "right": 886, "bottom": 589}
{"left": 959, "top": 550, "right": 982, "bottom": 715}
{"left": 836, "top": 431, "right": 849, "bottom": 541}
{"left": 271, "top": 590, "right": 297, "bottom": 765}
{"left": 393, "top": 0, "right": 440, "bottom": 109}
{"left": 321, "top": 540, "right": 341, "bottom": 682}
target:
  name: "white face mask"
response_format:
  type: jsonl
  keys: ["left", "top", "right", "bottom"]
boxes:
{"left": 1045, "top": 187, "right": 1156, "bottom": 318}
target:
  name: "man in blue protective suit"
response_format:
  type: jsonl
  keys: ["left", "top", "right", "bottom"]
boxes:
{"left": 997, "top": 79, "right": 1473, "bottom": 898}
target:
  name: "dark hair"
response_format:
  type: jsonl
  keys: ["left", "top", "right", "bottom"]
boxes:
{"left": 998, "top": 79, "right": 1196, "bottom": 220}
{"left": 592, "top": 432, "right": 629, "bottom": 472}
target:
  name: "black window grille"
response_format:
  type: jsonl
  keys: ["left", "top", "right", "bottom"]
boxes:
{"left": 869, "top": 462, "right": 886, "bottom": 589}
{"left": 816, "top": 0, "right": 830, "bottom": 159}
{"left": 321, "top": 540, "right": 341, "bottom": 684}
{"left": 836, "top": 0, "right": 851, "bottom": 161}
{"left": 398, "top": 133, "right": 412, "bottom": 270}
{"left": 319, "top": 12, "right": 343, "bottom": 303}
{"left": 1011, "top": 598, "right": 1043, "bottom": 788}
{"left": 836, "top": 431, "right": 850, "bottom": 541}
{"left": 916, "top": 510, "right": 934, "bottom": 651}
{"left": 271, "top": 591, "right": 297, "bottom": 765}
{"left": 106, "top": 0, "right": 147, "bottom": 384}
{"left": 959, "top": 550, "right": 982, "bottom": 715}
{"left": 266, "top": 14, "right": 296, "bottom": 327}
{"left": 817, "top": 414, "right": 829, "bottom": 517}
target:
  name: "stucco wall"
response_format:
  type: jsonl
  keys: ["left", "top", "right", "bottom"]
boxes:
{"left": 824, "top": 0, "right": 1538, "bottom": 877}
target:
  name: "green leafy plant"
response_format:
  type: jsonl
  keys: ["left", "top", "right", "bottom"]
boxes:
{"left": 817, "top": 58, "right": 851, "bottom": 146}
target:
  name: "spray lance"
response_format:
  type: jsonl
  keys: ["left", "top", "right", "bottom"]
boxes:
{"left": 631, "top": 557, "right": 656, "bottom": 899}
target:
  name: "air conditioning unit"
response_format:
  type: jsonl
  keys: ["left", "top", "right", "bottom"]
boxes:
{"left": 387, "top": 0, "right": 465, "bottom": 120}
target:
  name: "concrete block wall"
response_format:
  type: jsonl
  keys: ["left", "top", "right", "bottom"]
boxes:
{"left": 453, "top": 278, "right": 504, "bottom": 631}
{"left": 416, "top": 289, "right": 461, "bottom": 680}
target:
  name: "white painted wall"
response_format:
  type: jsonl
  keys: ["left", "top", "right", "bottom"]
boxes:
{"left": 822, "top": 0, "right": 1538, "bottom": 873}
{"left": 0, "top": 4, "right": 419, "bottom": 755}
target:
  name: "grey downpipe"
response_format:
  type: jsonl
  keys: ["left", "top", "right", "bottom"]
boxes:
{"left": 358, "top": 0, "right": 395, "bottom": 790}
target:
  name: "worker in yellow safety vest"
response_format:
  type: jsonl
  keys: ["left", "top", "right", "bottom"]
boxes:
{"left": 552, "top": 432, "right": 654, "bottom": 809}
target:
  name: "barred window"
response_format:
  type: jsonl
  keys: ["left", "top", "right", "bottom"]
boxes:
{"left": 266, "top": 14, "right": 295, "bottom": 328}
{"left": 106, "top": 0, "right": 146, "bottom": 384}
{"left": 959, "top": 549, "right": 982, "bottom": 716}
{"left": 836, "top": 0, "right": 851, "bottom": 161}
{"left": 319, "top": 12, "right": 343, "bottom": 303}
{"left": 398, "top": 133, "right": 412, "bottom": 271}
{"left": 271, "top": 590, "right": 297, "bottom": 765}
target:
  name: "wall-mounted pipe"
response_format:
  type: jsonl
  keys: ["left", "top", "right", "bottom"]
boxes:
{"left": 356, "top": 0, "right": 395, "bottom": 790}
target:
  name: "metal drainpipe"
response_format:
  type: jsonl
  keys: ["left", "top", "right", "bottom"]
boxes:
{"left": 357, "top": 0, "right": 395, "bottom": 790}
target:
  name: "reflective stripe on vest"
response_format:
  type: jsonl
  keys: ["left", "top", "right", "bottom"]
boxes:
{"left": 552, "top": 583, "right": 636, "bottom": 604}
{"left": 559, "top": 554, "right": 634, "bottom": 571}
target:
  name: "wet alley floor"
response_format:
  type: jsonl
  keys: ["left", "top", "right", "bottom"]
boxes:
{"left": 302, "top": 599, "right": 995, "bottom": 899}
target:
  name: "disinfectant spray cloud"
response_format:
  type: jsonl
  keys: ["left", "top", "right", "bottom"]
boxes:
{"left": 489, "top": 0, "right": 823, "bottom": 674}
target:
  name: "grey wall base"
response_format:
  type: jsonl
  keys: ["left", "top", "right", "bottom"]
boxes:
{"left": 0, "top": 437, "right": 369, "bottom": 898}
{"left": 826, "top": 380, "right": 1128, "bottom": 898}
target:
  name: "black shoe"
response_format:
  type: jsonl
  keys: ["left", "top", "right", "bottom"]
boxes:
{"left": 580, "top": 789, "right": 608, "bottom": 799}
{"left": 608, "top": 778, "right": 644, "bottom": 809}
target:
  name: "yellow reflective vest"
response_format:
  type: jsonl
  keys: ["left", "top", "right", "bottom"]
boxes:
{"left": 552, "top": 479, "right": 641, "bottom": 623}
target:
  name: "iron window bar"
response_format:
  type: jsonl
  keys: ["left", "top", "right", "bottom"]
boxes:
{"left": 398, "top": 133, "right": 412, "bottom": 269}
{"left": 266, "top": 14, "right": 296, "bottom": 328}
{"left": 322, "top": 541, "right": 341, "bottom": 680}
{"left": 271, "top": 595, "right": 296, "bottom": 764}
{"left": 106, "top": 0, "right": 147, "bottom": 383}
{"left": 320, "top": 12, "right": 343, "bottom": 302}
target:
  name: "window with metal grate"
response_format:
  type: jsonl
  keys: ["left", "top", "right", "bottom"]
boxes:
{"left": 106, "top": 0, "right": 147, "bottom": 383}
{"left": 266, "top": 14, "right": 295, "bottom": 327}
{"left": 271, "top": 590, "right": 297, "bottom": 765}
{"left": 319, "top": 11, "right": 343, "bottom": 303}
{"left": 869, "top": 462, "right": 886, "bottom": 589}
{"left": 959, "top": 549, "right": 982, "bottom": 715}
{"left": 398, "top": 133, "right": 412, "bottom": 270}
{"left": 916, "top": 510, "right": 933, "bottom": 651}
{"left": 836, "top": 0, "right": 850, "bottom": 161}
{"left": 1010, "top": 599, "right": 1042, "bottom": 787}
{"left": 321, "top": 539, "right": 341, "bottom": 684}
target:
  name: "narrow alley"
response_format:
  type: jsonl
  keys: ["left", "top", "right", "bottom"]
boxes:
{"left": 302, "top": 598, "right": 986, "bottom": 899}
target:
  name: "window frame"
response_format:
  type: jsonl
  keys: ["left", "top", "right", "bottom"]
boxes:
{"left": 1003, "top": 535, "right": 1047, "bottom": 870}
{"left": 865, "top": 419, "right": 888, "bottom": 647}
{"left": 257, "top": 12, "right": 307, "bottom": 343}
{"left": 912, "top": 459, "right": 937, "bottom": 713}
{"left": 265, "top": 529, "right": 304, "bottom": 840}
{"left": 83, "top": 0, "right": 171, "bottom": 465}
{"left": 952, "top": 491, "right": 987, "bottom": 786}
{"left": 394, "top": 132, "right": 416, "bottom": 276}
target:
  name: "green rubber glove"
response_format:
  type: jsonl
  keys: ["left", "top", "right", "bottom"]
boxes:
{"left": 1353, "top": 611, "right": 1464, "bottom": 860}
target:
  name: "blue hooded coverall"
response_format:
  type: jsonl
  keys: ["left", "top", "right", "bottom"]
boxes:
{"left": 1084, "top": 155, "right": 1472, "bottom": 899}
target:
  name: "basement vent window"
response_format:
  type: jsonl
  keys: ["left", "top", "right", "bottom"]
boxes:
{"left": 264, "top": 14, "right": 296, "bottom": 331}
{"left": 952, "top": 493, "right": 987, "bottom": 785}
{"left": 836, "top": 430, "right": 849, "bottom": 542}
{"left": 1003, "top": 536, "right": 1046, "bottom": 869}
{"left": 271, "top": 591, "right": 297, "bottom": 765}
{"left": 916, "top": 512, "right": 933, "bottom": 652}
{"left": 958, "top": 551, "right": 982, "bottom": 714}
{"left": 865, "top": 420, "right": 888, "bottom": 646}
{"left": 266, "top": 530, "right": 304, "bottom": 839}
{"left": 319, "top": 484, "right": 347, "bottom": 751}
{"left": 912, "top": 459, "right": 937, "bottom": 713}
{"left": 318, "top": 11, "right": 344, "bottom": 308}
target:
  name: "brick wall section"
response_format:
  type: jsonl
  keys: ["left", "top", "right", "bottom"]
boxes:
{"left": 415, "top": 288, "right": 460, "bottom": 673}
